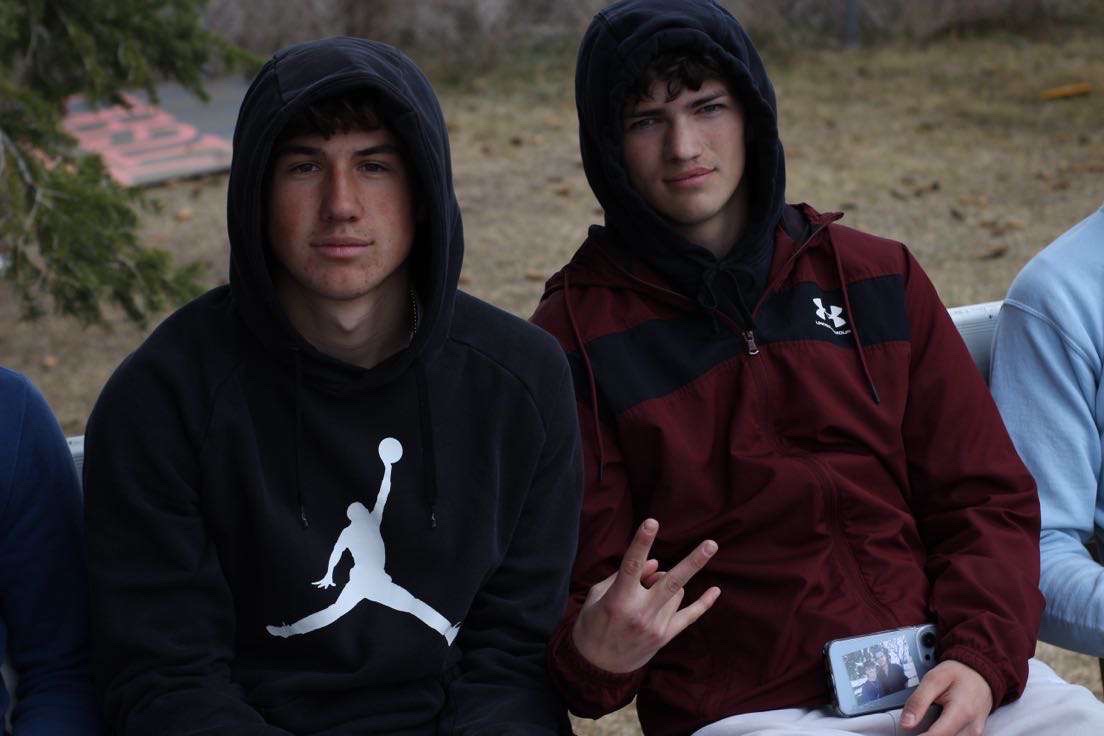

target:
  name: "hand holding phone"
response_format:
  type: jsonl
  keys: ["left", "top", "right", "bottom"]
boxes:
{"left": 900, "top": 659, "right": 992, "bottom": 734}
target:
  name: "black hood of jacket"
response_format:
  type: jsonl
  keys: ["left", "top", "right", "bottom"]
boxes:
{"left": 575, "top": 0, "right": 787, "bottom": 320}
{"left": 227, "top": 37, "right": 463, "bottom": 392}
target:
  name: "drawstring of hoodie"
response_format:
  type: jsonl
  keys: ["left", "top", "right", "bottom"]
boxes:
{"left": 293, "top": 349, "right": 309, "bottom": 529}
{"left": 415, "top": 359, "right": 439, "bottom": 529}
{"left": 697, "top": 262, "right": 758, "bottom": 335}
{"left": 563, "top": 269, "right": 607, "bottom": 483}
{"left": 287, "top": 296, "right": 438, "bottom": 532}
{"left": 829, "top": 240, "right": 881, "bottom": 405}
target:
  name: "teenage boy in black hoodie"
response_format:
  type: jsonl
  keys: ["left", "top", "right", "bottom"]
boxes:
{"left": 532, "top": 1, "right": 1104, "bottom": 735}
{"left": 84, "top": 38, "right": 580, "bottom": 735}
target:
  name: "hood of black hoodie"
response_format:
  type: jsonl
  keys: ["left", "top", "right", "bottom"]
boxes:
{"left": 227, "top": 37, "right": 462, "bottom": 393}
{"left": 575, "top": 0, "right": 786, "bottom": 316}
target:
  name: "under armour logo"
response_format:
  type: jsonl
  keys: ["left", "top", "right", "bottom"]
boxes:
{"left": 813, "top": 298, "right": 846, "bottom": 328}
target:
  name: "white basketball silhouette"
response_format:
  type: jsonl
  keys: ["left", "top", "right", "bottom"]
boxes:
{"left": 378, "top": 437, "right": 402, "bottom": 464}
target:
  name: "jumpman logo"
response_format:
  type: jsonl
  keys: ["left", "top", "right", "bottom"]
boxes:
{"left": 266, "top": 437, "right": 461, "bottom": 644}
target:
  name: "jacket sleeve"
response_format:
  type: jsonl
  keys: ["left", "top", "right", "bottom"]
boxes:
{"left": 990, "top": 296, "right": 1104, "bottom": 656}
{"left": 899, "top": 251, "right": 1043, "bottom": 707}
{"left": 0, "top": 375, "right": 103, "bottom": 735}
{"left": 544, "top": 398, "right": 648, "bottom": 717}
{"left": 83, "top": 358, "right": 291, "bottom": 736}
{"left": 441, "top": 354, "right": 582, "bottom": 735}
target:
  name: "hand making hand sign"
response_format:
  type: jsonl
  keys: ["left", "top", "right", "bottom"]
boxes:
{"left": 571, "top": 518, "right": 722, "bottom": 673}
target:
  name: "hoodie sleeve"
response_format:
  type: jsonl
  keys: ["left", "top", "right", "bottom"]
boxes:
{"left": 0, "top": 371, "right": 103, "bottom": 735}
{"left": 83, "top": 358, "right": 292, "bottom": 736}
{"left": 441, "top": 355, "right": 582, "bottom": 734}
{"left": 899, "top": 251, "right": 1043, "bottom": 707}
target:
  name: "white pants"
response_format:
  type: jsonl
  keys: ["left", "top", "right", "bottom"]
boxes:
{"left": 693, "top": 659, "right": 1104, "bottom": 736}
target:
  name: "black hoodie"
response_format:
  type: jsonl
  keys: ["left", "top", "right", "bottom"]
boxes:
{"left": 575, "top": 0, "right": 792, "bottom": 325}
{"left": 85, "top": 37, "right": 579, "bottom": 735}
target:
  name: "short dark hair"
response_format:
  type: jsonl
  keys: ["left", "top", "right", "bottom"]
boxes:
{"left": 275, "top": 93, "right": 384, "bottom": 145}
{"left": 627, "top": 50, "right": 725, "bottom": 103}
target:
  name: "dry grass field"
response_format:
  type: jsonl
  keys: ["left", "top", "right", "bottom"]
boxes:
{"left": 2, "top": 17, "right": 1103, "bottom": 735}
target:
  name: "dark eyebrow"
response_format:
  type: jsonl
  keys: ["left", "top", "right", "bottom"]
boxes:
{"left": 273, "top": 144, "right": 322, "bottom": 159}
{"left": 624, "top": 105, "right": 662, "bottom": 120}
{"left": 272, "top": 143, "right": 402, "bottom": 159}
{"left": 352, "top": 144, "right": 401, "bottom": 157}
{"left": 689, "top": 91, "right": 727, "bottom": 108}
{"left": 623, "top": 90, "right": 729, "bottom": 120}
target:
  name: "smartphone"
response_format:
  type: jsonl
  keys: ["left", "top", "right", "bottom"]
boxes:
{"left": 823, "top": 624, "right": 938, "bottom": 717}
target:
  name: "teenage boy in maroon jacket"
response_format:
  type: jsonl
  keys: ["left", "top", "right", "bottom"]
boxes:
{"left": 532, "top": 1, "right": 1104, "bottom": 734}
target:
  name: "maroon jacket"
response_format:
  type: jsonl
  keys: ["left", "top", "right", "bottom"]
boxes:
{"left": 531, "top": 205, "right": 1042, "bottom": 735}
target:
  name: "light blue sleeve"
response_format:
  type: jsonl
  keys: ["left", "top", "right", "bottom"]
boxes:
{"left": 990, "top": 298, "right": 1104, "bottom": 656}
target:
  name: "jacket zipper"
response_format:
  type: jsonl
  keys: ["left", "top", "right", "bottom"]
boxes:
{"left": 742, "top": 330, "right": 759, "bottom": 356}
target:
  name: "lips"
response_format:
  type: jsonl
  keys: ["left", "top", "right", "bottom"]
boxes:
{"left": 311, "top": 238, "right": 371, "bottom": 258}
{"left": 665, "top": 167, "right": 715, "bottom": 186}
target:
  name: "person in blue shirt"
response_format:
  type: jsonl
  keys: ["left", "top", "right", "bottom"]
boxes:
{"left": 860, "top": 662, "right": 884, "bottom": 704}
{"left": 990, "top": 205, "right": 1104, "bottom": 657}
{"left": 0, "top": 366, "right": 101, "bottom": 734}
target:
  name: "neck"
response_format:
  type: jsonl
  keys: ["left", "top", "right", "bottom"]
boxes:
{"left": 276, "top": 272, "right": 414, "bottom": 370}
{"left": 679, "top": 179, "right": 750, "bottom": 259}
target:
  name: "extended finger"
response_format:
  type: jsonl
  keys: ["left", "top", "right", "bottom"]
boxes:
{"left": 610, "top": 519, "right": 659, "bottom": 594}
{"left": 584, "top": 568, "right": 621, "bottom": 608}
{"left": 666, "top": 586, "right": 721, "bottom": 638}
{"left": 902, "top": 666, "right": 953, "bottom": 730}
{"left": 647, "top": 539, "right": 717, "bottom": 609}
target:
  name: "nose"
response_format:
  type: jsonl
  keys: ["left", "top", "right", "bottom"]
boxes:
{"left": 665, "top": 117, "right": 702, "bottom": 162}
{"left": 322, "top": 167, "right": 359, "bottom": 222}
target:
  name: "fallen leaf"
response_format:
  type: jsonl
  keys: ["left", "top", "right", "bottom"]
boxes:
{"left": 912, "top": 181, "right": 940, "bottom": 197}
{"left": 958, "top": 194, "right": 990, "bottom": 208}
{"left": 174, "top": 207, "right": 193, "bottom": 222}
{"left": 509, "top": 136, "right": 524, "bottom": 147}
{"left": 524, "top": 270, "right": 546, "bottom": 282}
{"left": 950, "top": 208, "right": 965, "bottom": 221}
{"left": 1040, "top": 82, "right": 1093, "bottom": 101}
{"left": 40, "top": 354, "right": 59, "bottom": 370}
{"left": 977, "top": 245, "right": 1009, "bottom": 260}
{"left": 554, "top": 185, "right": 573, "bottom": 197}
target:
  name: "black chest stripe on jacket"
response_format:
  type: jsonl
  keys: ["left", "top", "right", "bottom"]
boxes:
{"left": 756, "top": 275, "right": 909, "bottom": 349}
{"left": 565, "top": 275, "right": 909, "bottom": 416}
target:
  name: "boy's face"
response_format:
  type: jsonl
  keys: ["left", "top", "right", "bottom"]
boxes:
{"left": 621, "top": 77, "right": 746, "bottom": 249}
{"left": 267, "top": 125, "right": 416, "bottom": 311}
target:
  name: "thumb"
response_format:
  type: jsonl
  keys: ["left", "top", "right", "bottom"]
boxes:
{"left": 901, "top": 666, "right": 951, "bottom": 728}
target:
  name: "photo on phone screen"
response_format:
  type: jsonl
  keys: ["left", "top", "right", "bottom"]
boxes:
{"left": 824, "top": 624, "right": 937, "bottom": 717}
